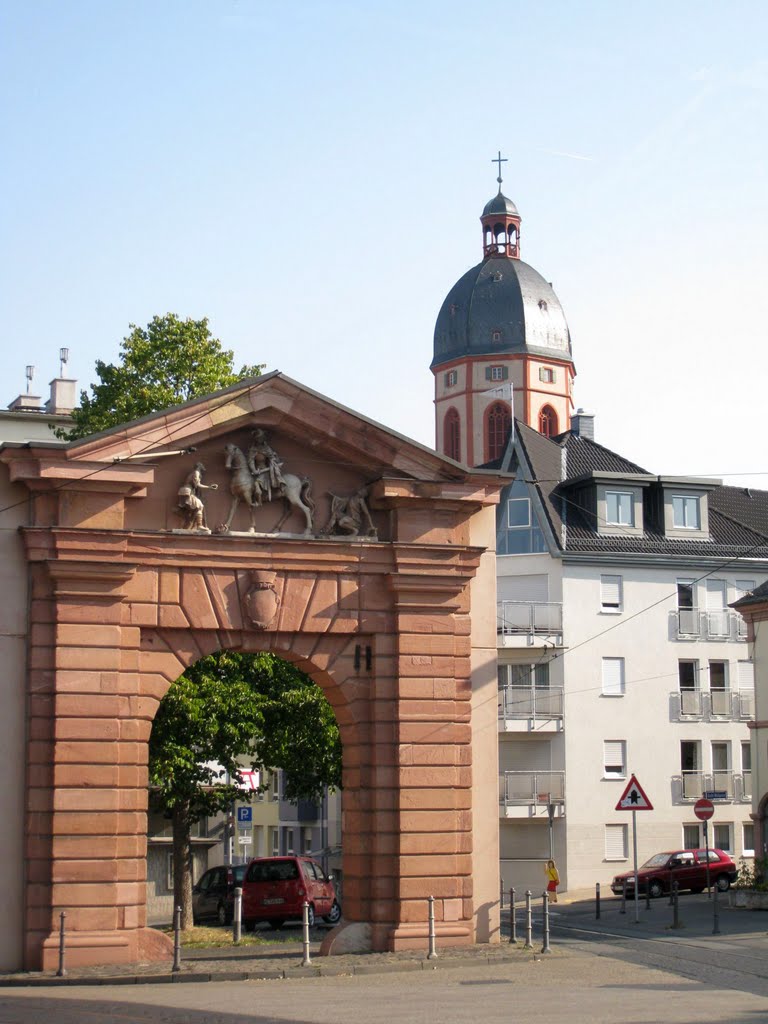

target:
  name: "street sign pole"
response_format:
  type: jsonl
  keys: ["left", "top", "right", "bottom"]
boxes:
{"left": 693, "top": 798, "right": 715, "bottom": 899}
{"left": 704, "top": 818, "right": 711, "bottom": 899}
{"left": 632, "top": 808, "right": 639, "bottom": 923}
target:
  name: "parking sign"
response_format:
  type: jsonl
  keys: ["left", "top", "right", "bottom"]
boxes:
{"left": 236, "top": 806, "right": 253, "bottom": 824}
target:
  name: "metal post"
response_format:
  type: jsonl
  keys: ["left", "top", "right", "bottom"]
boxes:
{"left": 427, "top": 895, "right": 438, "bottom": 960}
{"left": 712, "top": 881, "right": 721, "bottom": 935}
{"left": 595, "top": 882, "right": 601, "bottom": 920}
{"left": 233, "top": 886, "right": 242, "bottom": 944}
{"left": 524, "top": 890, "right": 533, "bottom": 949}
{"left": 704, "top": 819, "right": 712, "bottom": 899}
{"left": 620, "top": 878, "right": 626, "bottom": 914}
{"left": 509, "top": 887, "right": 517, "bottom": 943}
{"left": 541, "top": 891, "right": 551, "bottom": 954}
{"left": 56, "top": 911, "right": 66, "bottom": 977}
{"left": 301, "top": 901, "right": 312, "bottom": 967}
{"left": 172, "top": 905, "right": 182, "bottom": 972}
{"left": 671, "top": 882, "right": 681, "bottom": 930}
{"left": 632, "top": 808, "right": 640, "bottom": 924}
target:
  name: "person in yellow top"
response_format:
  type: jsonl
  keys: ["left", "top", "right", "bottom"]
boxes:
{"left": 545, "top": 859, "right": 560, "bottom": 903}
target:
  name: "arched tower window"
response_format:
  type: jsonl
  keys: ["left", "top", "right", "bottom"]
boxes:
{"left": 486, "top": 402, "right": 511, "bottom": 462}
{"left": 444, "top": 408, "right": 461, "bottom": 462}
{"left": 539, "top": 405, "right": 558, "bottom": 438}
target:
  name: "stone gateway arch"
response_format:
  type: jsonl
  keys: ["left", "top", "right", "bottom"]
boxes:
{"left": 1, "top": 373, "right": 502, "bottom": 970}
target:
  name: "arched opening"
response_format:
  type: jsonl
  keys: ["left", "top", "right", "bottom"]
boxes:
{"left": 444, "top": 407, "right": 461, "bottom": 462}
{"left": 486, "top": 401, "right": 511, "bottom": 462}
{"left": 146, "top": 648, "right": 344, "bottom": 932}
{"left": 539, "top": 405, "right": 558, "bottom": 438}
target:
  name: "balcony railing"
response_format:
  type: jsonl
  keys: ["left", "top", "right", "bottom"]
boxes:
{"left": 499, "top": 771, "right": 565, "bottom": 808}
{"left": 672, "top": 609, "right": 749, "bottom": 642}
{"left": 670, "top": 689, "right": 755, "bottom": 722}
{"left": 498, "top": 601, "right": 563, "bottom": 637}
{"left": 498, "top": 686, "right": 564, "bottom": 722}
{"left": 676, "top": 770, "right": 750, "bottom": 802}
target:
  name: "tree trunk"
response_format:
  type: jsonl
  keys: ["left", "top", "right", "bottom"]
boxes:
{"left": 172, "top": 803, "right": 195, "bottom": 930}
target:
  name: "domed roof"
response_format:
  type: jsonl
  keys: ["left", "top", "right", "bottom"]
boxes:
{"left": 432, "top": 257, "right": 572, "bottom": 369}
{"left": 482, "top": 190, "right": 519, "bottom": 218}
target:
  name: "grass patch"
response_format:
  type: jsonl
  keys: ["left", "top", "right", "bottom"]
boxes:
{"left": 160, "top": 924, "right": 299, "bottom": 948}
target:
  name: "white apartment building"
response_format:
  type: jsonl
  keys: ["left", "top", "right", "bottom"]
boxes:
{"left": 495, "top": 421, "right": 767, "bottom": 894}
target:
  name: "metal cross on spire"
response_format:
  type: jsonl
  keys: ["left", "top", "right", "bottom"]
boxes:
{"left": 492, "top": 150, "right": 507, "bottom": 190}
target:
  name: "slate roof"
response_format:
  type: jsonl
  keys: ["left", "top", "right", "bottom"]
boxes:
{"left": 511, "top": 422, "right": 768, "bottom": 561}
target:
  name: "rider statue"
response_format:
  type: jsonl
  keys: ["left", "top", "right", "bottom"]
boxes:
{"left": 247, "top": 428, "right": 285, "bottom": 503}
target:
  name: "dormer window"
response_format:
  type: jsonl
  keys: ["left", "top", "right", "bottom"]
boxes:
{"left": 606, "top": 490, "right": 634, "bottom": 527}
{"left": 672, "top": 495, "right": 701, "bottom": 530}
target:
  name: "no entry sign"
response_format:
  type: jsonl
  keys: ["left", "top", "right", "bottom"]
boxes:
{"left": 694, "top": 798, "right": 715, "bottom": 821}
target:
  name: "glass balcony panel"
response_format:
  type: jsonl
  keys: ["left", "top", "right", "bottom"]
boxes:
{"left": 709, "top": 689, "right": 732, "bottom": 717}
{"left": 705, "top": 611, "right": 730, "bottom": 638}
{"left": 676, "top": 608, "right": 700, "bottom": 637}
{"left": 681, "top": 771, "right": 704, "bottom": 800}
{"left": 498, "top": 601, "right": 563, "bottom": 635}
{"left": 679, "top": 689, "right": 703, "bottom": 716}
{"left": 738, "top": 691, "right": 755, "bottom": 719}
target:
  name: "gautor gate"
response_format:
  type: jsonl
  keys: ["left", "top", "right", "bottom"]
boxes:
{"left": 2, "top": 372, "right": 502, "bottom": 969}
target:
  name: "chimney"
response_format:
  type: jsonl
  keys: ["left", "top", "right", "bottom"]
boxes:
{"left": 8, "top": 392, "right": 43, "bottom": 412}
{"left": 46, "top": 377, "right": 77, "bottom": 414}
{"left": 571, "top": 408, "right": 595, "bottom": 441}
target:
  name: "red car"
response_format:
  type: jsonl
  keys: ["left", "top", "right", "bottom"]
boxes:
{"left": 611, "top": 848, "right": 737, "bottom": 898}
{"left": 242, "top": 856, "right": 342, "bottom": 929}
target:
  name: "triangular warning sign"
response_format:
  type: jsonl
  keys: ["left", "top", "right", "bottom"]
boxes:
{"left": 615, "top": 774, "right": 653, "bottom": 811}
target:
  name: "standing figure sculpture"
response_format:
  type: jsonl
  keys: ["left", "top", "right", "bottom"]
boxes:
{"left": 218, "top": 440, "right": 315, "bottom": 535}
{"left": 175, "top": 462, "right": 218, "bottom": 533}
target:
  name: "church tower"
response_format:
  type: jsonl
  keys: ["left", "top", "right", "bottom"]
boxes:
{"left": 432, "top": 155, "right": 575, "bottom": 467}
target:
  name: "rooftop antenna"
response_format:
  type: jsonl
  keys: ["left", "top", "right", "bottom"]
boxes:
{"left": 59, "top": 348, "right": 70, "bottom": 376}
{"left": 25, "top": 365, "right": 34, "bottom": 394}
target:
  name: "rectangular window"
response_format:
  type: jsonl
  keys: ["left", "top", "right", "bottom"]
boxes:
{"left": 602, "top": 657, "right": 625, "bottom": 696}
{"left": 285, "top": 828, "right": 294, "bottom": 854}
{"left": 683, "top": 823, "right": 701, "bottom": 848}
{"left": 445, "top": 369, "right": 458, "bottom": 387}
{"left": 603, "top": 740, "right": 627, "bottom": 778}
{"left": 738, "top": 660, "right": 755, "bottom": 688}
{"left": 270, "top": 827, "right": 279, "bottom": 856}
{"left": 507, "top": 497, "right": 531, "bottom": 528}
{"left": 713, "top": 823, "right": 733, "bottom": 854}
{"left": 742, "top": 741, "right": 752, "bottom": 772}
{"left": 303, "top": 827, "right": 313, "bottom": 855}
{"left": 672, "top": 495, "right": 701, "bottom": 529}
{"left": 500, "top": 663, "right": 551, "bottom": 688}
{"left": 605, "top": 824, "right": 628, "bottom": 860}
{"left": 677, "top": 581, "right": 695, "bottom": 610}
{"left": 600, "top": 574, "right": 623, "bottom": 612}
{"left": 743, "top": 823, "right": 755, "bottom": 855}
{"left": 709, "top": 661, "right": 729, "bottom": 715}
{"left": 711, "top": 741, "right": 730, "bottom": 772}
{"left": 606, "top": 491, "right": 634, "bottom": 526}
{"left": 490, "top": 365, "right": 504, "bottom": 381}
{"left": 538, "top": 367, "right": 555, "bottom": 383}
{"left": 678, "top": 661, "right": 697, "bottom": 689}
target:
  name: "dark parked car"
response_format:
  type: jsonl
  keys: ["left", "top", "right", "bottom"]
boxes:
{"left": 611, "top": 848, "right": 737, "bottom": 898}
{"left": 242, "top": 856, "right": 342, "bottom": 929}
{"left": 192, "top": 863, "right": 247, "bottom": 926}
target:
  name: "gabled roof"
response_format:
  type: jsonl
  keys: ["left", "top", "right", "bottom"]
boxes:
{"left": 510, "top": 422, "right": 768, "bottom": 561}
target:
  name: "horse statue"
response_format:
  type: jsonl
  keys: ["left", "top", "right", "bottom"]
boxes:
{"left": 218, "top": 443, "right": 315, "bottom": 535}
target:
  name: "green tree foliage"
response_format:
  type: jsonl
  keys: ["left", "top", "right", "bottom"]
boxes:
{"left": 60, "top": 313, "right": 263, "bottom": 439}
{"left": 149, "top": 651, "right": 341, "bottom": 928}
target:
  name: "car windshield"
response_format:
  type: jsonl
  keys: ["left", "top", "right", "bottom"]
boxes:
{"left": 232, "top": 864, "right": 247, "bottom": 883}
{"left": 641, "top": 854, "right": 671, "bottom": 868}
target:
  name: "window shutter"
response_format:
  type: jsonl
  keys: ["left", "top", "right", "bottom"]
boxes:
{"left": 738, "top": 661, "right": 755, "bottom": 688}
{"left": 502, "top": 366, "right": 509, "bottom": 380}
{"left": 600, "top": 575, "right": 622, "bottom": 608}
{"left": 603, "top": 741, "right": 625, "bottom": 774}
{"left": 605, "top": 824, "right": 627, "bottom": 859}
{"left": 485, "top": 367, "right": 492, "bottom": 381}
{"left": 602, "top": 658, "right": 625, "bottom": 695}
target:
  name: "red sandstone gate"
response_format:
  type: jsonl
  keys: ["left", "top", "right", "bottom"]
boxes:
{"left": 3, "top": 373, "right": 501, "bottom": 969}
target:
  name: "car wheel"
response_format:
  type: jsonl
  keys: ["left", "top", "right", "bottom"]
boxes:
{"left": 306, "top": 904, "right": 316, "bottom": 928}
{"left": 323, "top": 899, "right": 342, "bottom": 925}
{"left": 216, "top": 902, "right": 229, "bottom": 927}
{"left": 268, "top": 919, "right": 285, "bottom": 930}
{"left": 648, "top": 879, "right": 664, "bottom": 899}
{"left": 716, "top": 874, "right": 731, "bottom": 892}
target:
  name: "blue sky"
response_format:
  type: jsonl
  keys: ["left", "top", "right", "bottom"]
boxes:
{"left": 1, "top": 1, "right": 766, "bottom": 484}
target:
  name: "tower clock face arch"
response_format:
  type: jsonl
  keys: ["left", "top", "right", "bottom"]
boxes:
{"left": 431, "top": 164, "right": 575, "bottom": 467}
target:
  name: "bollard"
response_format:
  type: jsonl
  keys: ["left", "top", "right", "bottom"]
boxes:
{"left": 712, "top": 883, "right": 721, "bottom": 935}
{"left": 56, "top": 911, "right": 66, "bottom": 977}
{"left": 620, "top": 878, "right": 626, "bottom": 914}
{"left": 233, "top": 886, "right": 242, "bottom": 945}
{"left": 172, "top": 905, "right": 182, "bottom": 973}
{"left": 541, "top": 891, "right": 551, "bottom": 954}
{"left": 671, "top": 883, "right": 681, "bottom": 930}
{"left": 595, "top": 882, "right": 601, "bottom": 920}
{"left": 509, "top": 887, "right": 517, "bottom": 944}
{"left": 301, "top": 901, "right": 312, "bottom": 966}
{"left": 524, "top": 890, "right": 533, "bottom": 950}
{"left": 427, "top": 895, "right": 438, "bottom": 960}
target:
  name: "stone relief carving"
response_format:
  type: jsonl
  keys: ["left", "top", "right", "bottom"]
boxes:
{"left": 175, "top": 462, "right": 218, "bottom": 533}
{"left": 243, "top": 569, "right": 280, "bottom": 629}
{"left": 217, "top": 431, "right": 315, "bottom": 535}
{"left": 323, "top": 486, "right": 377, "bottom": 538}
